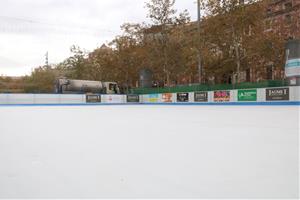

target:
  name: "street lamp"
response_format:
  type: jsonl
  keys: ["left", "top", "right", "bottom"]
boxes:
{"left": 197, "top": 0, "right": 202, "bottom": 84}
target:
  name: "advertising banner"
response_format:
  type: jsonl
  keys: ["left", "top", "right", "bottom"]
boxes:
{"left": 266, "top": 88, "right": 289, "bottom": 101}
{"left": 105, "top": 95, "right": 125, "bottom": 103}
{"left": 162, "top": 93, "right": 173, "bottom": 103}
{"left": 127, "top": 94, "right": 140, "bottom": 103}
{"left": 194, "top": 92, "right": 208, "bottom": 102}
{"left": 177, "top": 93, "right": 189, "bottom": 102}
{"left": 214, "top": 91, "right": 230, "bottom": 102}
{"left": 149, "top": 94, "right": 159, "bottom": 103}
{"left": 285, "top": 58, "right": 300, "bottom": 77}
{"left": 238, "top": 89, "right": 257, "bottom": 101}
{"left": 86, "top": 95, "right": 101, "bottom": 103}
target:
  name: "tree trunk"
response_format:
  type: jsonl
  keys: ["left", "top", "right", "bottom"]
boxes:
{"left": 232, "top": 25, "right": 241, "bottom": 84}
{"left": 162, "top": 28, "right": 170, "bottom": 86}
{"left": 234, "top": 44, "right": 241, "bottom": 83}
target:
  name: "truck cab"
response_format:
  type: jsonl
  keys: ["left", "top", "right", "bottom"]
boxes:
{"left": 103, "top": 82, "right": 120, "bottom": 94}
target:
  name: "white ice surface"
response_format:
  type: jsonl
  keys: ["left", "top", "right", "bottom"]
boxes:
{"left": 0, "top": 105, "right": 299, "bottom": 198}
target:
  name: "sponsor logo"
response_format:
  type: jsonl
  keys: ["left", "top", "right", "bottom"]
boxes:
{"left": 194, "top": 92, "right": 208, "bottom": 102}
{"left": 266, "top": 88, "right": 289, "bottom": 101}
{"left": 214, "top": 91, "right": 230, "bottom": 102}
{"left": 177, "top": 93, "right": 189, "bottom": 102}
{"left": 149, "top": 94, "right": 159, "bottom": 103}
{"left": 238, "top": 90, "right": 257, "bottom": 101}
{"left": 127, "top": 94, "right": 139, "bottom": 103}
{"left": 86, "top": 95, "right": 101, "bottom": 103}
{"left": 162, "top": 93, "right": 173, "bottom": 103}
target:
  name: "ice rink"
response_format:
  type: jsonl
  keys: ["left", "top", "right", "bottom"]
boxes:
{"left": 0, "top": 105, "right": 299, "bottom": 198}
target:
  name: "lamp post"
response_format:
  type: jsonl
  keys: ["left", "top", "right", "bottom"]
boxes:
{"left": 197, "top": 0, "right": 202, "bottom": 84}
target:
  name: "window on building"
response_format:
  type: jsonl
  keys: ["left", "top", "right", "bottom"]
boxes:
{"left": 283, "top": 2, "right": 292, "bottom": 11}
{"left": 285, "top": 14, "right": 292, "bottom": 25}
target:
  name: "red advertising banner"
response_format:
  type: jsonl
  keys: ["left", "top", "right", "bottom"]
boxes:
{"left": 162, "top": 93, "right": 173, "bottom": 103}
{"left": 214, "top": 91, "right": 230, "bottom": 102}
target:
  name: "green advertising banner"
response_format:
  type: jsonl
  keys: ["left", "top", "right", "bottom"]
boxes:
{"left": 238, "top": 89, "right": 257, "bottom": 101}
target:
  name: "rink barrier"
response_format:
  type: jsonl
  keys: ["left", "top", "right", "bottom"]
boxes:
{"left": 0, "top": 86, "right": 299, "bottom": 105}
{"left": 0, "top": 101, "right": 300, "bottom": 107}
{"left": 140, "top": 86, "right": 299, "bottom": 104}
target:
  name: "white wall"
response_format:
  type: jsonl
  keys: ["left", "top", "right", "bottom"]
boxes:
{"left": 257, "top": 88, "right": 266, "bottom": 102}
{"left": 290, "top": 86, "right": 300, "bottom": 101}
{"left": 0, "top": 94, "right": 86, "bottom": 105}
{"left": 59, "top": 94, "right": 86, "bottom": 104}
{"left": 0, "top": 86, "right": 299, "bottom": 105}
{"left": 2, "top": 94, "right": 35, "bottom": 104}
{"left": 101, "top": 95, "right": 126, "bottom": 104}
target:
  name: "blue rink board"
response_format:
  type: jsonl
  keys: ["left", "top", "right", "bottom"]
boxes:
{"left": 0, "top": 101, "right": 299, "bottom": 106}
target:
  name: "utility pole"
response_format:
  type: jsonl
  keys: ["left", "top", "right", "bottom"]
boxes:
{"left": 45, "top": 51, "right": 49, "bottom": 67}
{"left": 197, "top": 0, "right": 202, "bottom": 84}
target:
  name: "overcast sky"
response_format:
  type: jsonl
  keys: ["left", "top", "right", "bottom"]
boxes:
{"left": 0, "top": 0, "right": 197, "bottom": 76}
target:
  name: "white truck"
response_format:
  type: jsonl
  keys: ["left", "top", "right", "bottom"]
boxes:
{"left": 55, "top": 78, "right": 120, "bottom": 94}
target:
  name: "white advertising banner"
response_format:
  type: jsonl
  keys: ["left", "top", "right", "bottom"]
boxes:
{"left": 102, "top": 95, "right": 126, "bottom": 103}
{"left": 285, "top": 58, "right": 300, "bottom": 77}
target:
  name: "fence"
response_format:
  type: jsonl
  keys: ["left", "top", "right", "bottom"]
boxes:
{"left": 130, "top": 80, "right": 288, "bottom": 95}
{"left": 0, "top": 86, "right": 299, "bottom": 105}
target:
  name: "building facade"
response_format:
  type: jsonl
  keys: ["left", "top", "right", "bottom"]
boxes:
{"left": 262, "top": 0, "right": 300, "bottom": 82}
{"left": 141, "top": 0, "right": 300, "bottom": 85}
{"left": 266, "top": 0, "right": 300, "bottom": 39}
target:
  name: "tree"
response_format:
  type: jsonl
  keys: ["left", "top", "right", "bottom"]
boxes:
{"left": 87, "top": 44, "right": 116, "bottom": 81}
{"left": 202, "top": 0, "right": 283, "bottom": 83}
{"left": 110, "top": 32, "right": 143, "bottom": 91}
{"left": 145, "top": 0, "right": 190, "bottom": 86}
{"left": 57, "top": 46, "right": 88, "bottom": 79}
{"left": 24, "top": 66, "right": 59, "bottom": 93}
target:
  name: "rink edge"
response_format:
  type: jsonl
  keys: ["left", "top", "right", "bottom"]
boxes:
{"left": 0, "top": 101, "right": 300, "bottom": 106}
